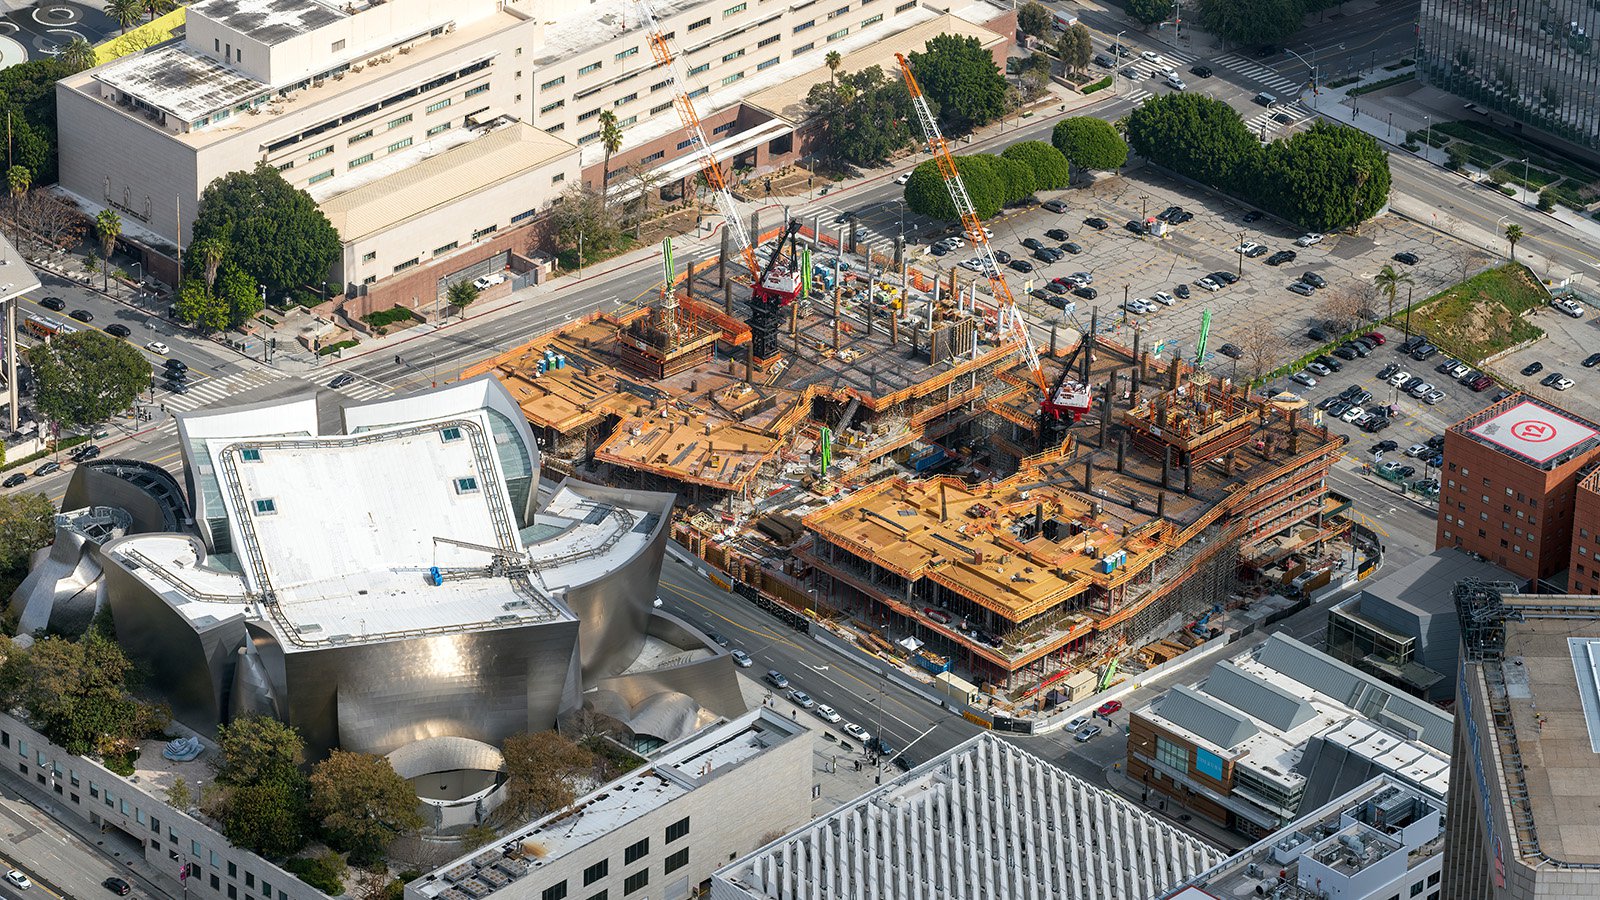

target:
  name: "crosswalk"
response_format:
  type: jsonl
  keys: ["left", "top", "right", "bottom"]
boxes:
{"left": 158, "top": 367, "right": 394, "bottom": 412}
{"left": 1103, "top": 47, "right": 1200, "bottom": 105}
{"left": 1213, "top": 53, "right": 1303, "bottom": 95}
{"left": 1242, "top": 102, "right": 1314, "bottom": 141}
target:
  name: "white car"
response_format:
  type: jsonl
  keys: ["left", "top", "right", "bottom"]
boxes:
{"left": 939, "top": 237, "right": 966, "bottom": 249}
{"left": 1306, "top": 362, "right": 1331, "bottom": 376}
{"left": 145, "top": 340, "right": 170, "bottom": 355}
{"left": 1152, "top": 290, "right": 1176, "bottom": 306}
{"left": 1553, "top": 376, "right": 1575, "bottom": 390}
{"left": 814, "top": 704, "right": 842, "bottom": 723}
{"left": 1405, "top": 443, "right": 1430, "bottom": 458}
{"left": 788, "top": 689, "right": 816, "bottom": 709}
{"left": 1295, "top": 232, "right": 1325, "bottom": 247}
{"left": 472, "top": 272, "right": 508, "bottom": 291}
{"left": 1165, "top": 73, "right": 1187, "bottom": 90}
{"left": 1197, "top": 277, "right": 1221, "bottom": 292}
{"left": 1339, "top": 405, "right": 1365, "bottom": 422}
{"left": 1291, "top": 371, "right": 1317, "bottom": 387}
{"left": 1140, "top": 50, "right": 1161, "bottom": 62}
{"left": 894, "top": 171, "right": 912, "bottom": 185}
{"left": 729, "top": 649, "right": 753, "bottom": 667}
{"left": 5, "top": 870, "right": 29, "bottom": 890}
{"left": 843, "top": 722, "right": 871, "bottom": 744}
{"left": 1387, "top": 370, "right": 1411, "bottom": 387}
{"left": 1235, "top": 241, "right": 1265, "bottom": 255}
{"left": 1065, "top": 716, "right": 1091, "bottom": 732}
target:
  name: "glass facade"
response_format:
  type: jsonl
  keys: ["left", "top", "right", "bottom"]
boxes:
{"left": 1419, "top": 0, "right": 1600, "bottom": 154}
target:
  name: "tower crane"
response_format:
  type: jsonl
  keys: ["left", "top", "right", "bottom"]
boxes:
{"left": 892, "top": 53, "right": 1091, "bottom": 432}
{"left": 636, "top": 0, "right": 803, "bottom": 362}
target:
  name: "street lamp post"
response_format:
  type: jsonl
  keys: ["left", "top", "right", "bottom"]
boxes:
{"left": 1237, "top": 230, "right": 1245, "bottom": 277}
{"left": 1521, "top": 157, "right": 1531, "bottom": 206}
{"left": 1114, "top": 31, "right": 1126, "bottom": 94}
{"left": 1403, "top": 283, "right": 1414, "bottom": 339}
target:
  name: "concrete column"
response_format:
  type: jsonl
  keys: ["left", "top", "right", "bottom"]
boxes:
{"left": 1117, "top": 432, "right": 1127, "bottom": 473}
{"left": 720, "top": 228, "right": 731, "bottom": 286}
{"left": 724, "top": 280, "right": 734, "bottom": 314}
{"left": 1162, "top": 446, "right": 1172, "bottom": 489}
{"left": 1184, "top": 463, "right": 1193, "bottom": 495}
{"left": 749, "top": 210, "right": 761, "bottom": 243}
{"left": 1157, "top": 490, "right": 1167, "bottom": 520}
{"left": 1084, "top": 459, "right": 1094, "bottom": 494}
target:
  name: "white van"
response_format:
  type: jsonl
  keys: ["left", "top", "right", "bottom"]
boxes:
{"left": 1051, "top": 10, "right": 1078, "bottom": 30}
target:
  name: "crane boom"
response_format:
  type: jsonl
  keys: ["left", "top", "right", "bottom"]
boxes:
{"left": 638, "top": 0, "right": 758, "bottom": 280}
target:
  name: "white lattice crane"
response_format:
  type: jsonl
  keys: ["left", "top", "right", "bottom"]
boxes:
{"left": 893, "top": 53, "right": 1090, "bottom": 424}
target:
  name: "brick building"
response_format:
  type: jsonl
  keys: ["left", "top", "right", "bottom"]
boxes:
{"left": 1435, "top": 394, "right": 1600, "bottom": 582}
{"left": 1571, "top": 466, "right": 1600, "bottom": 595}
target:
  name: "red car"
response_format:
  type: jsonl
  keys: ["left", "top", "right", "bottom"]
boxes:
{"left": 1363, "top": 332, "right": 1386, "bottom": 346}
{"left": 1096, "top": 700, "right": 1122, "bottom": 716}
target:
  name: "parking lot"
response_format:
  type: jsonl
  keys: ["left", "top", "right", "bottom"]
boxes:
{"left": 1480, "top": 300, "right": 1600, "bottom": 423}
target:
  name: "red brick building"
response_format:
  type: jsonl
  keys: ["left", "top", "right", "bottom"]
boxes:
{"left": 1437, "top": 395, "right": 1600, "bottom": 582}
{"left": 1570, "top": 467, "right": 1600, "bottom": 595}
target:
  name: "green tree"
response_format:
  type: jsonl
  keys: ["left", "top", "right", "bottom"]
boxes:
{"left": 28, "top": 331, "right": 151, "bottom": 430}
{"left": 191, "top": 237, "right": 226, "bottom": 291}
{"left": 1017, "top": 1, "right": 1053, "bottom": 37}
{"left": 0, "top": 492, "right": 54, "bottom": 574}
{"left": 1002, "top": 140, "right": 1072, "bottom": 190}
{"left": 190, "top": 162, "right": 340, "bottom": 300}
{"left": 903, "top": 155, "right": 1005, "bottom": 221}
{"left": 308, "top": 751, "right": 422, "bottom": 863}
{"left": 1124, "top": 0, "right": 1173, "bottom": 28}
{"left": 986, "top": 153, "right": 1037, "bottom": 205}
{"left": 94, "top": 209, "right": 120, "bottom": 261}
{"left": 215, "top": 260, "right": 265, "bottom": 328}
{"left": 1537, "top": 190, "right": 1556, "bottom": 212}
{"left": 1197, "top": 0, "right": 1306, "bottom": 49}
{"left": 1051, "top": 116, "right": 1129, "bottom": 181}
{"left": 1258, "top": 121, "right": 1391, "bottom": 230}
{"left": 446, "top": 280, "right": 480, "bottom": 309}
{"left": 1123, "top": 94, "right": 1259, "bottom": 191}
{"left": 906, "top": 34, "right": 1008, "bottom": 137}
{"left": 223, "top": 781, "right": 308, "bottom": 859}
{"left": 597, "top": 110, "right": 623, "bottom": 219}
{"left": 0, "top": 59, "right": 72, "bottom": 183}
{"left": 804, "top": 65, "right": 919, "bottom": 168}
{"left": 7, "top": 165, "right": 29, "bottom": 216}
{"left": 217, "top": 716, "right": 306, "bottom": 787}
{"left": 547, "top": 184, "right": 617, "bottom": 266}
{"left": 825, "top": 49, "right": 842, "bottom": 83}
{"left": 59, "top": 37, "right": 96, "bottom": 73}
{"left": 108, "top": 0, "right": 144, "bottom": 32}
{"left": 1372, "top": 263, "right": 1412, "bottom": 321}
{"left": 174, "top": 278, "right": 228, "bottom": 333}
{"left": 166, "top": 777, "right": 193, "bottom": 810}
{"left": 286, "top": 851, "right": 346, "bottom": 895}
{"left": 500, "top": 731, "right": 595, "bottom": 823}
{"left": 3, "top": 634, "right": 167, "bottom": 755}
{"left": 1503, "top": 222, "right": 1524, "bottom": 261}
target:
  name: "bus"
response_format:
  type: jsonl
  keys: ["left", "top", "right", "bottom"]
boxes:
{"left": 22, "top": 314, "right": 76, "bottom": 341}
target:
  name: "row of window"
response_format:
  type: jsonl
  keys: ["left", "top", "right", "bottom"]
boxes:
{"left": 4, "top": 730, "right": 293, "bottom": 900}
{"left": 537, "top": 818, "right": 691, "bottom": 900}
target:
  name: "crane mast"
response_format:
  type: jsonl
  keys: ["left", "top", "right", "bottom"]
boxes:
{"left": 637, "top": 0, "right": 801, "bottom": 362}
{"left": 893, "top": 53, "right": 1090, "bottom": 431}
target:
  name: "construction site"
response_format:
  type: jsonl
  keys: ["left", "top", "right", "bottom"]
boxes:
{"left": 462, "top": 49, "right": 1356, "bottom": 700}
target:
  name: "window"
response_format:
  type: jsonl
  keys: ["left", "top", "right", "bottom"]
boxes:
{"left": 758, "top": 33, "right": 780, "bottom": 47}
{"left": 332, "top": 38, "right": 346, "bottom": 52}
{"left": 349, "top": 129, "right": 373, "bottom": 144}
{"left": 723, "top": 49, "right": 745, "bottom": 62}
{"left": 253, "top": 499, "right": 277, "bottom": 515}
{"left": 240, "top": 448, "right": 262, "bottom": 462}
{"left": 677, "top": 138, "right": 695, "bottom": 150}
{"left": 433, "top": 242, "right": 458, "bottom": 256}
{"left": 308, "top": 145, "right": 333, "bottom": 161}
{"left": 387, "top": 114, "right": 412, "bottom": 129}
{"left": 579, "top": 107, "right": 602, "bottom": 121}
{"left": 614, "top": 92, "right": 637, "bottom": 107}
{"left": 465, "top": 84, "right": 490, "bottom": 98}
{"left": 1410, "top": 882, "right": 1423, "bottom": 897}
{"left": 639, "top": 150, "right": 664, "bottom": 163}
{"left": 394, "top": 258, "right": 419, "bottom": 273}
{"left": 688, "top": 16, "right": 711, "bottom": 29}
{"left": 583, "top": 860, "right": 608, "bottom": 886}
{"left": 579, "top": 61, "right": 603, "bottom": 75}
{"left": 427, "top": 98, "right": 453, "bottom": 113}
{"left": 664, "top": 848, "right": 688, "bottom": 873}
{"left": 688, "top": 86, "right": 708, "bottom": 98}
{"left": 1428, "top": 873, "right": 1440, "bottom": 886}
{"left": 388, "top": 137, "right": 413, "bottom": 153}
{"left": 276, "top": 161, "right": 294, "bottom": 172}
{"left": 651, "top": 102, "right": 673, "bottom": 114}
{"left": 362, "top": 251, "right": 377, "bottom": 262}
{"left": 473, "top": 224, "right": 498, "bottom": 239}
{"left": 624, "top": 838, "right": 649, "bottom": 864}
{"left": 616, "top": 47, "right": 639, "bottom": 61}
{"left": 724, "top": 2, "right": 746, "bottom": 14}
{"left": 666, "top": 817, "right": 690, "bottom": 843}
{"left": 863, "top": 13, "right": 882, "bottom": 24}
{"left": 828, "top": 4, "right": 850, "bottom": 17}
{"left": 1154, "top": 737, "right": 1189, "bottom": 771}
{"left": 228, "top": 862, "right": 237, "bottom": 879}
{"left": 541, "top": 75, "right": 566, "bottom": 90}
{"left": 349, "top": 153, "right": 374, "bottom": 168}
{"left": 651, "top": 78, "right": 672, "bottom": 92}
{"left": 721, "top": 72, "right": 744, "bottom": 85}
{"left": 456, "top": 477, "right": 480, "bottom": 494}
{"left": 542, "top": 883, "right": 568, "bottom": 900}
{"left": 757, "top": 56, "right": 780, "bottom": 71}
{"left": 794, "top": 41, "right": 814, "bottom": 53}
{"left": 551, "top": 172, "right": 565, "bottom": 183}
{"left": 623, "top": 871, "right": 648, "bottom": 896}
{"left": 688, "top": 63, "right": 710, "bottom": 76}
{"left": 895, "top": 1, "right": 915, "bottom": 11}
{"left": 618, "top": 115, "right": 636, "bottom": 127}
{"left": 586, "top": 893, "right": 607, "bottom": 900}
{"left": 826, "top": 27, "right": 849, "bottom": 40}
{"left": 512, "top": 208, "right": 537, "bottom": 224}
{"left": 428, "top": 122, "right": 452, "bottom": 136}
{"left": 712, "top": 121, "right": 736, "bottom": 134}
{"left": 308, "top": 168, "right": 334, "bottom": 184}
{"left": 794, "top": 18, "right": 815, "bottom": 31}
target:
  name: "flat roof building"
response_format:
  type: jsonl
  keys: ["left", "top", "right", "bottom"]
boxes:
{"left": 1569, "top": 465, "right": 1600, "bottom": 595}
{"left": 1129, "top": 634, "right": 1451, "bottom": 840}
{"left": 1327, "top": 548, "right": 1522, "bottom": 701}
{"left": 1445, "top": 585, "right": 1600, "bottom": 898}
{"left": 1161, "top": 776, "right": 1445, "bottom": 900}
{"left": 710, "top": 732, "right": 1225, "bottom": 900}
{"left": 1436, "top": 394, "right": 1600, "bottom": 582}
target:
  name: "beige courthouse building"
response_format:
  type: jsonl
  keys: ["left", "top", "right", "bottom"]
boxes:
{"left": 56, "top": 0, "right": 1012, "bottom": 315}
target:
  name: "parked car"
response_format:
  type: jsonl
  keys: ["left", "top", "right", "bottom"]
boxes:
{"left": 1332, "top": 346, "right": 1358, "bottom": 361}
{"left": 1009, "top": 258, "right": 1035, "bottom": 273}
{"left": 1124, "top": 219, "right": 1145, "bottom": 233}
{"left": 1065, "top": 716, "right": 1091, "bottom": 732}
{"left": 1084, "top": 216, "right": 1109, "bottom": 230}
{"left": 1061, "top": 242, "right": 1083, "bottom": 254}
{"left": 1363, "top": 332, "right": 1386, "bottom": 346}
{"left": 1198, "top": 277, "right": 1221, "bottom": 292}
{"left": 1042, "top": 198, "right": 1069, "bottom": 213}
{"left": 1314, "top": 355, "right": 1343, "bottom": 372}
{"left": 1288, "top": 281, "right": 1315, "bottom": 296}
{"left": 1387, "top": 370, "right": 1412, "bottom": 387}
{"left": 1372, "top": 440, "right": 1399, "bottom": 454}
{"left": 1045, "top": 228, "right": 1070, "bottom": 241}
{"left": 1243, "top": 210, "right": 1263, "bottom": 223}
{"left": 1073, "top": 285, "right": 1098, "bottom": 300}
{"left": 1074, "top": 725, "right": 1103, "bottom": 742}
{"left": 1585, "top": 353, "right": 1600, "bottom": 368}
{"left": 1300, "top": 272, "right": 1327, "bottom": 289}
{"left": 813, "top": 704, "right": 841, "bottom": 723}
{"left": 1021, "top": 237, "right": 1045, "bottom": 251}
{"left": 1173, "top": 284, "right": 1190, "bottom": 299}
{"left": 103, "top": 878, "right": 131, "bottom": 896}
{"left": 1213, "top": 271, "right": 1239, "bottom": 285}
{"left": 33, "top": 461, "right": 60, "bottom": 476}
{"left": 1097, "top": 700, "right": 1123, "bottom": 716}
{"left": 1291, "top": 371, "right": 1317, "bottom": 387}
{"left": 842, "top": 722, "right": 871, "bottom": 743}
{"left": 2, "top": 473, "right": 25, "bottom": 488}
{"left": 1152, "top": 290, "right": 1176, "bottom": 306}
{"left": 1218, "top": 343, "right": 1244, "bottom": 360}
{"left": 1393, "top": 251, "right": 1420, "bottom": 265}
{"left": 1295, "top": 232, "right": 1325, "bottom": 247}
{"left": 1266, "top": 250, "right": 1298, "bottom": 266}
{"left": 1522, "top": 361, "right": 1545, "bottom": 376}
{"left": 787, "top": 689, "right": 815, "bottom": 709}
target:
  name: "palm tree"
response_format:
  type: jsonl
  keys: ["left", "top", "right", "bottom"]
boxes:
{"left": 1372, "top": 263, "right": 1412, "bottom": 323}
{"left": 597, "top": 110, "right": 623, "bottom": 220}
{"left": 8, "top": 165, "right": 29, "bottom": 218}
{"left": 1504, "top": 222, "right": 1524, "bottom": 262}
{"left": 95, "top": 209, "right": 121, "bottom": 264}
{"left": 60, "top": 36, "right": 96, "bottom": 73}
{"left": 144, "top": 0, "right": 175, "bottom": 23}
{"left": 825, "top": 50, "right": 842, "bottom": 84}
{"left": 194, "top": 238, "right": 226, "bottom": 291}
{"left": 108, "top": 0, "right": 144, "bottom": 33}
